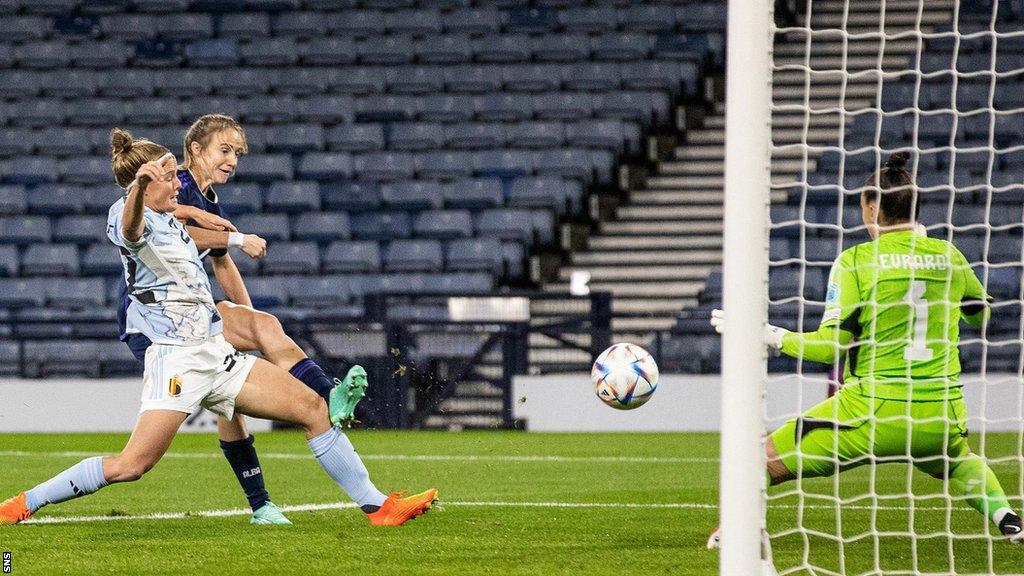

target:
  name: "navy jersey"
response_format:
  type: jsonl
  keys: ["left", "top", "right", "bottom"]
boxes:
{"left": 117, "top": 169, "right": 230, "bottom": 360}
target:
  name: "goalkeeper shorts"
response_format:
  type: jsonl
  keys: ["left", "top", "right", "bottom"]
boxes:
{"left": 770, "top": 388, "right": 971, "bottom": 478}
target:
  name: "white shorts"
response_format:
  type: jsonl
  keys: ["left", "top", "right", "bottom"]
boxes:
{"left": 140, "top": 334, "right": 257, "bottom": 419}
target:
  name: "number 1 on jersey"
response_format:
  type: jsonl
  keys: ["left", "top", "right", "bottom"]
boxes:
{"left": 904, "top": 280, "right": 934, "bottom": 361}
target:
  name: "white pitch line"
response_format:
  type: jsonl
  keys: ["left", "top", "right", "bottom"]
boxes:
{"left": 20, "top": 500, "right": 992, "bottom": 526}
{"left": 0, "top": 450, "right": 716, "bottom": 464}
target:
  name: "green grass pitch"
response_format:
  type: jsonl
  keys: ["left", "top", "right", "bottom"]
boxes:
{"left": 0, "top": 431, "right": 1021, "bottom": 575}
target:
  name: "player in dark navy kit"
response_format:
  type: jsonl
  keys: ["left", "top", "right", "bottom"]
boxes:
{"left": 116, "top": 115, "right": 368, "bottom": 525}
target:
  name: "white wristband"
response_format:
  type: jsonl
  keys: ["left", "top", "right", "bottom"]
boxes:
{"left": 228, "top": 232, "right": 245, "bottom": 248}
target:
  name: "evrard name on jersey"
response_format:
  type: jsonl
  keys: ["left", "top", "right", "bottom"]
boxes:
{"left": 877, "top": 253, "right": 951, "bottom": 271}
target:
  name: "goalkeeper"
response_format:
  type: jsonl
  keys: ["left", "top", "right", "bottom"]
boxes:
{"left": 712, "top": 151, "right": 1022, "bottom": 542}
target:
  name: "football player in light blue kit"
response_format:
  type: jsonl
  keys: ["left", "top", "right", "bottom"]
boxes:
{"left": 0, "top": 130, "right": 438, "bottom": 527}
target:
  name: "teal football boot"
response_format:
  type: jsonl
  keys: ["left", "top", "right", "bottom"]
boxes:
{"left": 329, "top": 365, "right": 368, "bottom": 428}
{"left": 251, "top": 502, "right": 292, "bottom": 525}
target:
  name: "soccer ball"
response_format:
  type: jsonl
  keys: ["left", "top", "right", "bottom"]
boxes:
{"left": 591, "top": 343, "right": 659, "bottom": 410}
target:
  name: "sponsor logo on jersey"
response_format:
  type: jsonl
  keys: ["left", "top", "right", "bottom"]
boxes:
{"left": 169, "top": 375, "right": 182, "bottom": 397}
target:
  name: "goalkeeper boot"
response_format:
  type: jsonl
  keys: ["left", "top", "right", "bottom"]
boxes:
{"left": 999, "top": 512, "right": 1023, "bottom": 544}
{"left": 0, "top": 492, "right": 31, "bottom": 526}
{"left": 329, "top": 365, "right": 368, "bottom": 428}
{"left": 366, "top": 489, "right": 438, "bottom": 526}
{"left": 251, "top": 501, "right": 292, "bottom": 525}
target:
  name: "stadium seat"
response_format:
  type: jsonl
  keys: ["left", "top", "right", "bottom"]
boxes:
{"left": 0, "top": 186, "right": 27, "bottom": 215}
{"left": 415, "top": 150, "right": 472, "bottom": 180}
{"left": 325, "top": 9, "right": 385, "bottom": 38}
{"left": 0, "top": 246, "right": 17, "bottom": 277}
{"left": 443, "top": 65, "right": 503, "bottom": 93}
{"left": 0, "top": 278, "right": 47, "bottom": 308}
{"left": 15, "top": 40, "right": 71, "bottom": 69}
{"left": 10, "top": 98, "right": 65, "bottom": 127}
{"left": 416, "top": 34, "right": 472, "bottom": 64}
{"left": 533, "top": 92, "right": 593, "bottom": 120}
{"left": 321, "top": 181, "right": 382, "bottom": 212}
{"left": 534, "top": 148, "right": 593, "bottom": 183}
{"left": 474, "top": 93, "right": 533, "bottom": 122}
{"left": 412, "top": 209, "right": 474, "bottom": 239}
{"left": 358, "top": 36, "right": 416, "bottom": 65}
{"left": 39, "top": 70, "right": 99, "bottom": 98}
{"left": 293, "top": 95, "right": 353, "bottom": 125}
{"left": 380, "top": 180, "right": 443, "bottom": 210}
{"left": 591, "top": 33, "right": 651, "bottom": 62}
{"left": 273, "top": 11, "right": 326, "bottom": 39}
{"left": 532, "top": 35, "right": 590, "bottom": 62}
{"left": 508, "top": 177, "right": 570, "bottom": 214}
{"left": 27, "top": 183, "right": 82, "bottom": 215}
{"left": 383, "top": 239, "right": 443, "bottom": 272}
{"left": 244, "top": 275, "right": 290, "bottom": 308}
{"left": 563, "top": 62, "right": 621, "bottom": 92}
{"left": 21, "top": 244, "right": 78, "bottom": 276}
{"left": 351, "top": 211, "right": 412, "bottom": 240}
{"left": 287, "top": 275, "right": 354, "bottom": 309}
{"left": 386, "top": 8, "right": 443, "bottom": 36}
{"left": 215, "top": 183, "right": 261, "bottom": 215}
{"left": 154, "top": 68, "right": 217, "bottom": 96}
{"left": 292, "top": 151, "right": 352, "bottom": 180}
{"left": 441, "top": 178, "right": 503, "bottom": 209}
{"left": 354, "top": 94, "right": 417, "bottom": 121}
{"left": 219, "top": 13, "right": 270, "bottom": 38}
{"left": 560, "top": 6, "right": 617, "bottom": 33}
{"left": 502, "top": 63, "right": 563, "bottom": 93}
{"left": 45, "top": 277, "right": 106, "bottom": 309}
{"left": 261, "top": 241, "right": 320, "bottom": 274}
{"left": 82, "top": 185, "right": 124, "bottom": 215}
{"left": 446, "top": 237, "right": 503, "bottom": 274}
{"left": 389, "top": 123, "right": 445, "bottom": 151}
{"left": 506, "top": 6, "right": 558, "bottom": 33}
{"left": 618, "top": 5, "right": 676, "bottom": 32}
{"left": 473, "top": 34, "right": 532, "bottom": 63}
{"left": 53, "top": 215, "right": 109, "bottom": 244}
{"left": 324, "top": 241, "right": 383, "bottom": 273}
{"left": 354, "top": 152, "right": 416, "bottom": 181}
{"left": 239, "top": 95, "right": 299, "bottom": 125}
{"left": 0, "top": 70, "right": 41, "bottom": 99}
{"left": 506, "top": 121, "right": 564, "bottom": 149}
{"left": 233, "top": 214, "right": 291, "bottom": 242}
{"left": 302, "top": 37, "right": 357, "bottom": 65}
{"left": 387, "top": 65, "right": 446, "bottom": 95}
{"left": 446, "top": 123, "right": 507, "bottom": 150}
{"left": 59, "top": 157, "right": 113, "bottom": 185}
{"left": 420, "top": 94, "right": 475, "bottom": 122}
{"left": 444, "top": 7, "right": 501, "bottom": 36}
{"left": 474, "top": 208, "right": 535, "bottom": 242}
{"left": 66, "top": 99, "right": 127, "bottom": 127}
{"left": 473, "top": 149, "right": 532, "bottom": 179}
{"left": 237, "top": 153, "right": 293, "bottom": 182}
{"left": 266, "top": 124, "right": 324, "bottom": 154}
{"left": 2, "top": 157, "right": 58, "bottom": 185}
{"left": 264, "top": 181, "right": 321, "bottom": 213}
{"left": 292, "top": 212, "right": 351, "bottom": 242}
{"left": 81, "top": 245, "right": 120, "bottom": 280}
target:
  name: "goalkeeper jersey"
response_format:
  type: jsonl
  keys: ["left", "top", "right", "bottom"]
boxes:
{"left": 791, "top": 230, "right": 988, "bottom": 401}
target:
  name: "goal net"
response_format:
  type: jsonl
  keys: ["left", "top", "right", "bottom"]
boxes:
{"left": 746, "top": 0, "right": 1024, "bottom": 574}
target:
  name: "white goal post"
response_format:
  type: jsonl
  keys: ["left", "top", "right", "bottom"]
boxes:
{"left": 719, "top": 0, "right": 775, "bottom": 574}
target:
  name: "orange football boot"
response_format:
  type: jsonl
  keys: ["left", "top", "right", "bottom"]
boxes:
{"left": 0, "top": 492, "right": 31, "bottom": 526}
{"left": 366, "top": 489, "right": 438, "bottom": 526}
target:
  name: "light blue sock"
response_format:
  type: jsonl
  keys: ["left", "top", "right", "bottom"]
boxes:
{"left": 24, "top": 456, "right": 108, "bottom": 513}
{"left": 307, "top": 428, "right": 387, "bottom": 508}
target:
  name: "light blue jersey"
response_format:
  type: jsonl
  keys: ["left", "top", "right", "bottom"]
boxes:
{"left": 107, "top": 197, "right": 223, "bottom": 345}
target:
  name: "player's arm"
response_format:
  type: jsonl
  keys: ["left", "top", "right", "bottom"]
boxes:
{"left": 960, "top": 253, "right": 991, "bottom": 328}
{"left": 211, "top": 253, "right": 252, "bottom": 307}
{"left": 184, "top": 225, "right": 267, "bottom": 259}
{"left": 777, "top": 253, "right": 859, "bottom": 364}
{"left": 175, "top": 204, "right": 237, "bottom": 232}
{"left": 121, "top": 155, "right": 174, "bottom": 244}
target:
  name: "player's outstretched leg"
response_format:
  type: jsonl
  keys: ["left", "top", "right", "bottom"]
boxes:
{"left": 1, "top": 410, "right": 185, "bottom": 525}
{"left": 217, "top": 416, "right": 291, "bottom": 525}
{"left": 936, "top": 454, "right": 1022, "bottom": 543}
{"left": 233, "top": 358, "right": 436, "bottom": 525}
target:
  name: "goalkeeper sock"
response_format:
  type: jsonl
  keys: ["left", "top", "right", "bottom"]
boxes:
{"left": 307, "top": 427, "right": 387, "bottom": 510}
{"left": 24, "top": 456, "right": 108, "bottom": 513}
{"left": 948, "top": 455, "right": 1013, "bottom": 524}
{"left": 289, "top": 358, "right": 334, "bottom": 403}
{"left": 219, "top": 435, "right": 270, "bottom": 513}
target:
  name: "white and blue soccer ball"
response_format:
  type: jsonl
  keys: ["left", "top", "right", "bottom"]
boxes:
{"left": 591, "top": 343, "right": 659, "bottom": 410}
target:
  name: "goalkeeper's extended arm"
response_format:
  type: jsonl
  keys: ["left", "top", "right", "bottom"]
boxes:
{"left": 711, "top": 309, "right": 852, "bottom": 364}
{"left": 778, "top": 324, "right": 854, "bottom": 364}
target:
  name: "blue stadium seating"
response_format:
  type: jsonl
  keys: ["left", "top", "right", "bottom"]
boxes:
{"left": 0, "top": 246, "right": 17, "bottom": 276}
{"left": 292, "top": 212, "right": 351, "bottom": 242}
{"left": 381, "top": 180, "right": 443, "bottom": 210}
{"left": 323, "top": 240, "right": 381, "bottom": 273}
{"left": 383, "top": 239, "right": 443, "bottom": 272}
{"left": 412, "top": 209, "right": 474, "bottom": 239}
{"left": 234, "top": 214, "right": 291, "bottom": 242}
{"left": 446, "top": 237, "right": 503, "bottom": 274}
{"left": 351, "top": 211, "right": 412, "bottom": 240}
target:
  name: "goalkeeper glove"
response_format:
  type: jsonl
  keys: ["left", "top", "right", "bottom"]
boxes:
{"left": 710, "top": 309, "right": 789, "bottom": 351}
